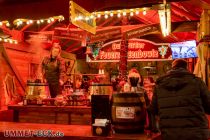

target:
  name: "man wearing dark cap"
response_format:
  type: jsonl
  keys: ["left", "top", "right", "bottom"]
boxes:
{"left": 150, "top": 58, "right": 210, "bottom": 140}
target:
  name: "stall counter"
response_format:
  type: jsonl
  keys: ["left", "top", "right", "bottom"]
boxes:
{"left": 8, "top": 105, "right": 91, "bottom": 125}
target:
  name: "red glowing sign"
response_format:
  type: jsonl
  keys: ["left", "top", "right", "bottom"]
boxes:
{"left": 87, "top": 39, "right": 172, "bottom": 62}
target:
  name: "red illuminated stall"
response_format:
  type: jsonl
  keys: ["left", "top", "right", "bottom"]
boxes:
{"left": 0, "top": 0, "right": 210, "bottom": 139}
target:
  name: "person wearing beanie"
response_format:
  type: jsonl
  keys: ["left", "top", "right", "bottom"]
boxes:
{"left": 171, "top": 58, "right": 188, "bottom": 69}
{"left": 150, "top": 58, "right": 210, "bottom": 140}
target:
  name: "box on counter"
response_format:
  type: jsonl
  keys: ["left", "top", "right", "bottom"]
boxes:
{"left": 92, "top": 119, "right": 111, "bottom": 136}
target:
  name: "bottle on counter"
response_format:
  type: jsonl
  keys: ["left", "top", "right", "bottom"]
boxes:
{"left": 123, "top": 81, "right": 130, "bottom": 93}
{"left": 23, "top": 95, "right": 27, "bottom": 106}
{"left": 37, "top": 97, "right": 42, "bottom": 105}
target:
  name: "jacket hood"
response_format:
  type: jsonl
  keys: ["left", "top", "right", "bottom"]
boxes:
{"left": 156, "top": 68, "right": 195, "bottom": 91}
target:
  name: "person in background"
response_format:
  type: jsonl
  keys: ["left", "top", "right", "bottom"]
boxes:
{"left": 144, "top": 77, "right": 159, "bottom": 133}
{"left": 150, "top": 58, "right": 210, "bottom": 140}
{"left": 128, "top": 68, "right": 149, "bottom": 127}
{"left": 41, "top": 40, "right": 65, "bottom": 98}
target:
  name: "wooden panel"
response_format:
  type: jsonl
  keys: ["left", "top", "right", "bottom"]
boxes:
{"left": 70, "top": 113, "right": 91, "bottom": 125}
{"left": 208, "top": 44, "right": 210, "bottom": 90}
{"left": 8, "top": 105, "right": 91, "bottom": 125}
{"left": 55, "top": 113, "right": 69, "bottom": 124}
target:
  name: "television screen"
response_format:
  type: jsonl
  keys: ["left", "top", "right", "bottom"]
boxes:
{"left": 170, "top": 40, "right": 198, "bottom": 59}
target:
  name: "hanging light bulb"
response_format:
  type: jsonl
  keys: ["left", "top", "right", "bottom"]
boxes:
{"left": 40, "top": 19, "right": 44, "bottom": 23}
{"left": 117, "top": 10, "right": 121, "bottom": 18}
{"left": 90, "top": 14, "right": 94, "bottom": 19}
{"left": 6, "top": 23, "right": 10, "bottom": 27}
{"left": 29, "top": 20, "right": 33, "bottom": 24}
{"left": 85, "top": 17, "right": 89, "bottom": 21}
{"left": 130, "top": 12, "right": 134, "bottom": 16}
{"left": 135, "top": 10, "right": 139, "bottom": 15}
{"left": 123, "top": 11, "right": 126, "bottom": 16}
{"left": 51, "top": 18, "right": 55, "bottom": 22}
{"left": 78, "top": 16, "right": 83, "bottom": 20}
{"left": 143, "top": 10, "right": 147, "bottom": 15}
{"left": 37, "top": 20, "right": 40, "bottom": 24}
{"left": 97, "top": 13, "right": 101, "bottom": 18}
{"left": 110, "top": 12, "right": 114, "bottom": 17}
{"left": 104, "top": 14, "right": 108, "bottom": 19}
{"left": 0, "top": 38, "right": 2, "bottom": 41}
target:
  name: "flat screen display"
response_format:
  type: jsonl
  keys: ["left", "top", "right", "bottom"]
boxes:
{"left": 170, "top": 40, "right": 197, "bottom": 59}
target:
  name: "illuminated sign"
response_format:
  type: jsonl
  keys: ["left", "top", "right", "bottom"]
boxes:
{"left": 87, "top": 39, "right": 172, "bottom": 62}
{"left": 70, "top": 1, "right": 96, "bottom": 34}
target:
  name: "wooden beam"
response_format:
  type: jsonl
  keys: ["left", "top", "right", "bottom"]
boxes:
{"left": 68, "top": 46, "right": 83, "bottom": 53}
{"left": 188, "top": 0, "right": 210, "bottom": 9}
{"left": 172, "top": 21, "right": 198, "bottom": 32}
{"left": 133, "top": 16, "right": 153, "bottom": 25}
{"left": 171, "top": 10, "right": 186, "bottom": 22}
{"left": 20, "top": 24, "right": 32, "bottom": 32}
{"left": 0, "top": 25, "right": 11, "bottom": 35}
{"left": 66, "top": 41, "right": 81, "bottom": 52}
{"left": 39, "top": 19, "right": 58, "bottom": 32}
{"left": 97, "top": 17, "right": 114, "bottom": 27}
{"left": 171, "top": 3, "right": 200, "bottom": 20}
{"left": 108, "top": 17, "right": 121, "bottom": 26}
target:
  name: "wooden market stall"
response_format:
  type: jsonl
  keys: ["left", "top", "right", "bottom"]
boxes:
{"left": 0, "top": 0, "right": 210, "bottom": 139}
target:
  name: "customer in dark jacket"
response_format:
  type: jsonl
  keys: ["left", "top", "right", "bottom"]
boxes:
{"left": 150, "top": 59, "right": 210, "bottom": 140}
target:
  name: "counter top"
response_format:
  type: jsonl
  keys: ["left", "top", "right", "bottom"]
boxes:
{"left": 0, "top": 122, "right": 161, "bottom": 140}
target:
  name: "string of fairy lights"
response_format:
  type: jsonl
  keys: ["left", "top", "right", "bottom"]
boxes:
{"left": 13, "top": 15, "right": 64, "bottom": 26}
{"left": 0, "top": 15, "right": 65, "bottom": 44}
{"left": 73, "top": 7, "right": 151, "bottom": 21}
{"left": 0, "top": 37, "right": 18, "bottom": 44}
{"left": 70, "top": 1, "right": 171, "bottom": 37}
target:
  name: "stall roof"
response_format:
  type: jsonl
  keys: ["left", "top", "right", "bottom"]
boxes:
{"left": 0, "top": 0, "right": 210, "bottom": 56}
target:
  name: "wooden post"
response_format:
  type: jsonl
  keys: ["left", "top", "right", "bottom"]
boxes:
{"left": 208, "top": 43, "right": 210, "bottom": 90}
{"left": 119, "top": 35, "right": 128, "bottom": 81}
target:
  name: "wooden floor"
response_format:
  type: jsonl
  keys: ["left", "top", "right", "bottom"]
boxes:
{"left": 0, "top": 122, "right": 161, "bottom": 140}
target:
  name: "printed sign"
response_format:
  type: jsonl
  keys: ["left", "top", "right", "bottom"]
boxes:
{"left": 89, "top": 27, "right": 122, "bottom": 43}
{"left": 116, "top": 107, "right": 135, "bottom": 119}
{"left": 87, "top": 39, "right": 172, "bottom": 62}
{"left": 24, "top": 31, "right": 53, "bottom": 43}
{"left": 125, "top": 25, "right": 158, "bottom": 39}
{"left": 70, "top": 1, "right": 96, "bottom": 34}
{"left": 54, "top": 28, "right": 86, "bottom": 42}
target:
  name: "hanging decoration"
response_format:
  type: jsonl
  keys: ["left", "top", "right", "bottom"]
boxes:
{"left": 158, "top": 1, "right": 171, "bottom": 36}
{"left": 86, "top": 41, "right": 103, "bottom": 59}
{"left": 158, "top": 45, "right": 168, "bottom": 58}
{"left": 13, "top": 15, "right": 65, "bottom": 27}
